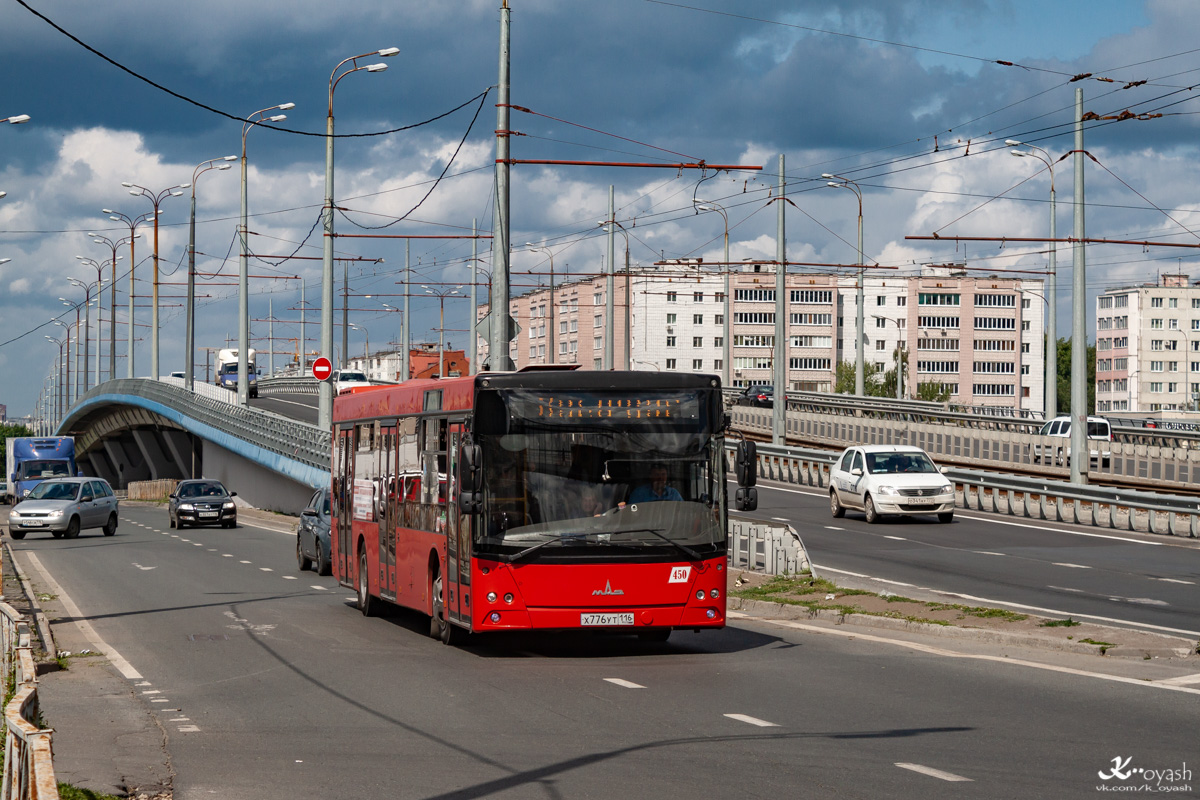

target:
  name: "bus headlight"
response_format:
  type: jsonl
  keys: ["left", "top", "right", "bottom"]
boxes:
{"left": 503, "top": 593, "right": 514, "bottom": 604}
{"left": 489, "top": 612, "right": 501, "bottom": 623}
{"left": 706, "top": 608, "right": 717, "bottom": 619}
{"left": 486, "top": 592, "right": 497, "bottom": 603}
{"left": 696, "top": 590, "right": 705, "bottom": 600}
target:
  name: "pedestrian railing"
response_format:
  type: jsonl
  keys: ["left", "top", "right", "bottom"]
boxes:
{"left": 0, "top": 599, "right": 58, "bottom": 800}
{"left": 728, "top": 441, "right": 1200, "bottom": 537}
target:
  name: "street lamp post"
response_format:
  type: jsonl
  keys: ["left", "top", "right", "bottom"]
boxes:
{"left": 87, "top": 233, "right": 135, "bottom": 382}
{"left": 238, "top": 103, "right": 294, "bottom": 405}
{"left": 526, "top": 244, "right": 555, "bottom": 364}
{"left": 423, "top": 285, "right": 462, "bottom": 378}
{"left": 1008, "top": 139, "right": 1058, "bottom": 420}
{"left": 123, "top": 181, "right": 190, "bottom": 381}
{"left": 186, "top": 156, "right": 237, "bottom": 391}
{"left": 822, "top": 174, "right": 865, "bottom": 396}
{"left": 695, "top": 201, "right": 730, "bottom": 385}
{"left": 67, "top": 280, "right": 102, "bottom": 394}
{"left": 320, "top": 46, "right": 399, "bottom": 431}
{"left": 45, "top": 335, "right": 65, "bottom": 424}
{"left": 104, "top": 209, "right": 157, "bottom": 377}
{"left": 872, "top": 315, "right": 904, "bottom": 399}
{"left": 74, "top": 256, "right": 114, "bottom": 387}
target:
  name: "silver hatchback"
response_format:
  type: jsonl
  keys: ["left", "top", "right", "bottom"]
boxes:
{"left": 7, "top": 477, "right": 119, "bottom": 539}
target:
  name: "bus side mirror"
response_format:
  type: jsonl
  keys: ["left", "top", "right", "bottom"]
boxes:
{"left": 735, "top": 441, "right": 757, "bottom": 487}
{"left": 458, "top": 443, "right": 483, "bottom": 514}
{"left": 735, "top": 486, "right": 758, "bottom": 512}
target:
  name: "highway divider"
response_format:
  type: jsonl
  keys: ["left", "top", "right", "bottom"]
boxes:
{"left": 730, "top": 442, "right": 1200, "bottom": 538}
{"left": 729, "top": 516, "right": 812, "bottom": 576}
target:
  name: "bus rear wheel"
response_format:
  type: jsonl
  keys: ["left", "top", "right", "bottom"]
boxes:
{"left": 357, "top": 549, "right": 376, "bottom": 617}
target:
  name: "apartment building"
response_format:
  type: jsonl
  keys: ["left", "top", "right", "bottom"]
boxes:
{"left": 1095, "top": 273, "right": 1200, "bottom": 413}
{"left": 475, "top": 260, "right": 1044, "bottom": 413}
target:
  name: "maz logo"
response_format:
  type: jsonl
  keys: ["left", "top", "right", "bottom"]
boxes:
{"left": 592, "top": 580, "right": 624, "bottom": 596}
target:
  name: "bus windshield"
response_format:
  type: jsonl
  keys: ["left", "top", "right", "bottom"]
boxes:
{"left": 473, "top": 387, "right": 724, "bottom": 560}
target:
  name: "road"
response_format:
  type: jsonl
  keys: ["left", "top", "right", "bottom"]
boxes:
{"left": 755, "top": 480, "right": 1200, "bottom": 637}
{"left": 249, "top": 391, "right": 318, "bottom": 424}
{"left": 6, "top": 503, "right": 1199, "bottom": 799}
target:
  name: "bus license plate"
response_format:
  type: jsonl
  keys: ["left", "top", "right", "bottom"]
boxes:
{"left": 581, "top": 613, "right": 634, "bottom": 627}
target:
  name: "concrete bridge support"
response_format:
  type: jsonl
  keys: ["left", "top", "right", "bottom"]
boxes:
{"left": 102, "top": 436, "right": 151, "bottom": 490}
{"left": 131, "top": 429, "right": 179, "bottom": 481}
{"left": 161, "top": 430, "right": 200, "bottom": 480}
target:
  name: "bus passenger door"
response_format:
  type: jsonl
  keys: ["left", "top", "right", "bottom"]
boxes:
{"left": 445, "top": 427, "right": 466, "bottom": 625}
{"left": 335, "top": 426, "right": 355, "bottom": 583}
{"left": 378, "top": 425, "right": 398, "bottom": 601}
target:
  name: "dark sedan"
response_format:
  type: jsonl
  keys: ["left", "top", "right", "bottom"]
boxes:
{"left": 168, "top": 480, "right": 238, "bottom": 529}
{"left": 735, "top": 384, "right": 774, "bottom": 408}
{"left": 296, "top": 487, "right": 331, "bottom": 575}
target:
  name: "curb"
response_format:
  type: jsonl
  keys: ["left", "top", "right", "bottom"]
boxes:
{"left": 2, "top": 541, "right": 57, "bottom": 661}
{"left": 728, "top": 597, "right": 1196, "bottom": 659}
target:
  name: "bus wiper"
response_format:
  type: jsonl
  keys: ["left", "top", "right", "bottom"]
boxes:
{"left": 507, "top": 532, "right": 600, "bottom": 563}
{"left": 611, "top": 528, "right": 704, "bottom": 562}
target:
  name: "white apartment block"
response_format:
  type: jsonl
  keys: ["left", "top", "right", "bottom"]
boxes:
{"left": 1095, "top": 273, "right": 1200, "bottom": 413}
{"left": 476, "top": 260, "right": 1044, "bottom": 413}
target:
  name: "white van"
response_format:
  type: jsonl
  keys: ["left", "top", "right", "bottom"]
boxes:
{"left": 1032, "top": 415, "right": 1112, "bottom": 468}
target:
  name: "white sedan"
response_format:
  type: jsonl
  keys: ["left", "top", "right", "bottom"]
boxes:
{"left": 829, "top": 445, "right": 955, "bottom": 524}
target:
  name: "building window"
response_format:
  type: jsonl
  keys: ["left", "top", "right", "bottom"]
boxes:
{"left": 570, "top": 320, "right": 578, "bottom": 333}
{"left": 1151, "top": 339, "right": 1163, "bottom": 351}
{"left": 897, "top": 296, "right": 907, "bottom": 306}
{"left": 1021, "top": 364, "right": 1030, "bottom": 374}
{"left": 692, "top": 337, "right": 703, "bottom": 347}
{"left": 715, "top": 314, "right": 724, "bottom": 325}
{"left": 877, "top": 296, "right": 886, "bottom": 306}
{"left": 714, "top": 359, "right": 723, "bottom": 371}
{"left": 1170, "top": 298, "right": 1178, "bottom": 308}
{"left": 1021, "top": 342, "right": 1030, "bottom": 353}
{"left": 1021, "top": 320, "right": 1031, "bottom": 331}
{"left": 714, "top": 337, "right": 723, "bottom": 347}
{"left": 666, "top": 336, "right": 676, "bottom": 347}
{"left": 694, "top": 314, "right": 704, "bottom": 325}
{"left": 667, "top": 291, "right": 677, "bottom": 303}
{"left": 1151, "top": 361, "right": 1164, "bottom": 372}
{"left": 665, "top": 359, "right": 677, "bottom": 370}
{"left": 1152, "top": 297, "right": 1164, "bottom": 308}
{"left": 715, "top": 292, "right": 725, "bottom": 303}
{"left": 666, "top": 313, "right": 676, "bottom": 324}
{"left": 594, "top": 293, "right": 603, "bottom": 306}
{"left": 692, "top": 359, "right": 703, "bottom": 370}
{"left": 1022, "top": 298, "right": 1031, "bottom": 309}
{"left": 974, "top": 294, "right": 1015, "bottom": 307}
{"left": 694, "top": 292, "right": 704, "bottom": 303}
{"left": 735, "top": 289, "right": 775, "bottom": 302}
{"left": 876, "top": 340, "right": 886, "bottom": 351}
{"left": 919, "top": 293, "right": 960, "bottom": 306}
{"left": 595, "top": 314, "right": 603, "bottom": 328}
{"left": 875, "top": 318, "right": 887, "bottom": 328}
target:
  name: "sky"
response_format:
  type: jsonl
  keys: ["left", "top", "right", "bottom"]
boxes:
{"left": 2, "top": 0, "right": 1198, "bottom": 418}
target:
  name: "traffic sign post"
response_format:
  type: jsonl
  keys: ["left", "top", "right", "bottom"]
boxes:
{"left": 312, "top": 357, "right": 332, "bottom": 381}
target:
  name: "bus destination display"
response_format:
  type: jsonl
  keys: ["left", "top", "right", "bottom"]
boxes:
{"left": 506, "top": 391, "right": 701, "bottom": 421}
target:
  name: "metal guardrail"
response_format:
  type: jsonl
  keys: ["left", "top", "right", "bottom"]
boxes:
{"left": 0, "top": 596, "right": 58, "bottom": 800}
{"left": 69, "top": 379, "right": 331, "bottom": 471}
{"left": 258, "top": 376, "right": 319, "bottom": 396}
{"left": 729, "top": 516, "right": 812, "bottom": 575}
{"left": 732, "top": 441, "right": 1200, "bottom": 538}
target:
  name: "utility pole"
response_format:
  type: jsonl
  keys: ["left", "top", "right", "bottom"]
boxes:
{"left": 772, "top": 153, "right": 786, "bottom": 445}
{"left": 1070, "top": 87, "right": 1087, "bottom": 485}
{"left": 469, "top": 218, "right": 477, "bottom": 374}
{"left": 341, "top": 260, "right": 349, "bottom": 370}
{"left": 403, "top": 241, "right": 410, "bottom": 381}
{"left": 486, "top": 1, "right": 514, "bottom": 371}
{"left": 299, "top": 282, "right": 306, "bottom": 374}
{"left": 605, "top": 185, "right": 615, "bottom": 370}
{"left": 268, "top": 298, "right": 275, "bottom": 376}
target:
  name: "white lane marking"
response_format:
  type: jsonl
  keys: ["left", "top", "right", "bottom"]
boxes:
{"left": 135, "top": 681, "right": 152, "bottom": 687}
{"left": 141, "top": 690, "right": 161, "bottom": 695}
{"left": 604, "top": 678, "right": 645, "bottom": 689}
{"left": 1158, "top": 673, "right": 1200, "bottom": 686}
{"left": 177, "top": 725, "right": 201, "bottom": 733}
{"left": 815, "top": 565, "right": 1200, "bottom": 637}
{"left": 259, "top": 568, "right": 273, "bottom": 572}
{"left": 240, "top": 560, "right": 252, "bottom": 564}
{"left": 772, "top": 517, "right": 790, "bottom": 522}
{"left": 724, "top": 713, "right": 779, "bottom": 728}
{"left": 131, "top": 563, "right": 156, "bottom": 571}
{"left": 884, "top": 536, "right": 907, "bottom": 541}
{"left": 222, "top": 554, "right": 233, "bottom": 558}
{"left": 282, "top": 576, "right": 298, "bottom": 580}
{"left": 24, "top": 553, "right": 142, "bottom": 680}
{"left": 179, "top": 539, "right": 190, "bottom": 543}
{"left": 758, "top": 482, "right": 1167, "bottom": 546}
{"left": 753, "top": 618, "right": 1200, "bottom": 696}
{"left": 974, "top": 551, "right": 1006, "bottom": 556}
{"left": 1053, "top": 563, "right": 1092, "bottom": 569}
{"left": 1157, "top": 578, "right": 1196, "bottom": 585}
{"left": 150, "top": 699, "right": 169, "bottom": 703}
{"left": 1049, "top": 586, "right": 1084, "bottom": 593}
{"left": 1107, "top": 596, "right": 1169, "bottom": 606}
{"left": 311, "top": 585, "right": 328, "bottom": 591}
{"left": 169, "top": 717, "right": 189, "bottom": 722}
{"left": 895, "top": 763, "right": 972, "bottom": 782}
{"left": 825, "top": 526, "right": 845, "bottom": 531}
{"left": 192, "top": 543, "right": 203, "bottom": 547}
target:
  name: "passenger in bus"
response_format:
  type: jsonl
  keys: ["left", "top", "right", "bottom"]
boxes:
{"left": 628, "top": 463, "right": 682, "bottom": 503}
{"left": 575, "top": 486, "right": 606, "bottom": 518}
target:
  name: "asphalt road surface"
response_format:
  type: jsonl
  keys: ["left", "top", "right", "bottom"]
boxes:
{"left": 6, "top": 503, "right": 1198, "bottom": 799}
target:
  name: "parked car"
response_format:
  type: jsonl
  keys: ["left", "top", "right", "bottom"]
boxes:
{"left": 296, "top": 487, "right": 331, "bottom": 576}
{"left": 6, "top": 477, "right": 119, "bottom": 539}
{"left": 1031, "top": 415, "right": 1112, "bottom": 468}
{"left": 735, "top": 385, "right": 774, "bottom": 408}
{"left": 332, "top": 370, "right": 372, "bottom": 396}
{"left": 168, "top": 480, "right": 238, "bottom": 529}
{"left": 829, "top": 445, "right": 955, "bottom": 524}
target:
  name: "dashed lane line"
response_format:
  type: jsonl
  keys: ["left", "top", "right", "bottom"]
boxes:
{"left": 310, "top": 586, "right": 328, "bottom": 591}
{"left": 723, "top": 714, "right": 778, "bottom": 728}
{"left": 282, "top": 576, "right": 298, "bottom": 580}
{"left": 604, "top": 678, "right": 645, "bottom": 689}
{"left": 895, "top": 763, "right": 972, "bottom": 782}
{"left": 1158, "top": 578, "right": 1195, "bottom": 585}
{"left": 1157, "top": 673, "right": 1200, "bottom": 686}
{"left": 1052, "top": 562, "right": 1092, "bottom": 569}
{"left": 883, "top": 536, "right": 906, "bottom": 541}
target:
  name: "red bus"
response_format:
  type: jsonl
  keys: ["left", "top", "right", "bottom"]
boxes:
{"left": 331, "top": 368, "right": 752, "bottom": 644}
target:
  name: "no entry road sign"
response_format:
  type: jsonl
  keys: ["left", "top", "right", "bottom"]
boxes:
{"left": 312, "top": 357, "right": 332, "bottom": 381}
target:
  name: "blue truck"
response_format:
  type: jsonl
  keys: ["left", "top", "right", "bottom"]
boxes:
{"left": 5, "top": 437, "right": 78, "bottom": 504}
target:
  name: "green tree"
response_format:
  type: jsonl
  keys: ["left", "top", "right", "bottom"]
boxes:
{"left": 834, "top": 360, "right": 882, "bottom": 396}
{"left": 915, "top": 381, "right": 952, "bottom": 402}
{"left": 1054, "top": 337, "right": 1096, "bottom": 415}
{"left": 878, "top": 346, "right": 909, "bottom": 399}
{"left": 0, "top": 422, "right": 33, "bottom": 467}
